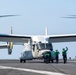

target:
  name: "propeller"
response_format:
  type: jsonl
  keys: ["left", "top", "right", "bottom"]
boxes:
{"left": 0, "top": 15, "right": 18, "bottom": 18}
{"left": 62, "top": 15, "right": 76, "bottom": 19}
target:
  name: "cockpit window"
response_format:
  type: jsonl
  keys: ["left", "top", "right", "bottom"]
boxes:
{"left": 38, "top": 43, "right": 52, "bottom": 50}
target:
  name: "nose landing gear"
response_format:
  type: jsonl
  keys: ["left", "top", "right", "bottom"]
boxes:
{"left": 43, "top": 52, "right": 51, "bottom": 63}
{"left": 20, "top": 59, "right": 26, "bottom": 63}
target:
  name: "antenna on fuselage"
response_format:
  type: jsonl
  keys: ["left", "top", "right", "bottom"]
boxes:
{"left": 10, "top": 27, "right": 13, "bottom": 34}
{"left": 45, "top": 27, "right": 48, "bottom": 36}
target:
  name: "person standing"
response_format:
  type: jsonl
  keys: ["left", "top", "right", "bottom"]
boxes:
{"left": 62, "top": 47, "right": 68, "bottom": 64}
{"left": 55, "top": 50, "right": 60, "bottom": 63}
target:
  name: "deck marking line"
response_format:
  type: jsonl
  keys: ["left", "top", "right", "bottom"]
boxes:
{"left": 0, "top": 66, "right": 69, "bottom": 75}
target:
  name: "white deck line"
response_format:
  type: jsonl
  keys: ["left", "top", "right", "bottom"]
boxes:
{"left": 0, "top": 65, "right": 69, "bottom": 75}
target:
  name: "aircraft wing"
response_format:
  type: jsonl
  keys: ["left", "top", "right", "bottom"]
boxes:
{"left": 0, "top": 34, "right": 31, "bottom": 44}
{"left": 0, "top": 34, "right": 32, "bottom": 54}
{"left": 49, "top": 34, "right": 76, "bottom": 43}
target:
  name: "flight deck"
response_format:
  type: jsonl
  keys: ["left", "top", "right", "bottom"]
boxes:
{"left": 0, "top": 59, "right": 76, "bottom": 75}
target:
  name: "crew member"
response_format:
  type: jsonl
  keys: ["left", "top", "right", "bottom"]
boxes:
{"left": 62, "top": 47, "right": 68, "bottom": 64}
{"left": 55, "top": 50, "right": 60, "bottom": 63}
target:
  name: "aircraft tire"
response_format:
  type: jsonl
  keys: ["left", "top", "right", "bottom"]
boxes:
{"left": 44, "top": 59, "right": 50, "bottom": 64}
{"left": 51, "top": 60, "right": 54, "bottom": 63}
{"left": 20, "top": 59, "right": 23, "bottom": 63}
{"left": 24, "top": 60, "right": 26, "bottom": 63}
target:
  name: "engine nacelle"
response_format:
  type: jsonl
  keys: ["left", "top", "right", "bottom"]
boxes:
{"left": 8, "top": 48, "right": 12, "bottom": 55}
{"left": 7, "top": 42, "right": 13, "bottom": 55}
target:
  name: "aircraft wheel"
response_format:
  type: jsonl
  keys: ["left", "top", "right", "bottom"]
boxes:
{"left": 51, "top": 60, "right": 54, "bottom": 63}
{"left": 44, "top": 59, "right": 46, "bottom": 63}
{"left": 44, "top": 59, "right": 50, "bottom": 64}
{"left": 24, "top": 60, "right": 26, "bottom": 63}
{"left": 20, "top": 59, "right": 23, "bottom": 63}
{"left": 48, "top": 60, "right": 50, "bottom": 63}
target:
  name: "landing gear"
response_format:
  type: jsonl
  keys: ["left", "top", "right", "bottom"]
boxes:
{"left": 51, "top": 60, "right": 54, "bottom": 63}
{"left": 44, "top": 59, "right": 50, "bottom": 63}
{"left": 43, "top": 55, "right": 51, "bottom": 63}
{"left": 20, "top": 59, "right": 26, "bottom": 63}
{"left": 43, "top": 52, "right": 51, "bottom": 64}
{"left": 20, "top": 59, "right": 22, "bottom": 63}
{"left": 24, "top": 60, "right": 26, "bottom": 63}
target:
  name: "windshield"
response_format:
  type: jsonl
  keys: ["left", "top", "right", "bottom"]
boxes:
{"left": 38, "top": 43, "right": 52, "bottom": 50}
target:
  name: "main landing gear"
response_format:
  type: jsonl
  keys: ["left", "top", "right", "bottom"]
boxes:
{"left": 43, "top": 52, "right": 52, "bottom": 64}
{"left": 20, "top": 59, "right": 26, "bottom": 63}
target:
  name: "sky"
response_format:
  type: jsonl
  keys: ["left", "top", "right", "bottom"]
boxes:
{"left": 0, "top": 0, "right": 76, "bottom": 59}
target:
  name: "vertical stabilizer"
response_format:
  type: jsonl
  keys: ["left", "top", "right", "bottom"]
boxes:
{"left": 45, "top": 27, "right": 48, "bottom": 36}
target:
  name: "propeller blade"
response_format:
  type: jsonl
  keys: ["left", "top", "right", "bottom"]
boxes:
{"left": 0, "top": 15, "right": 19, "bottom": 18}
{"left": 68, "top": 15, "right": 76, "bottom": 16}
{"left": 61, "top": 15, "right": 76, "bottom": 19}
{"left": 62, "top": 17, "right": 76, "bottom": 19}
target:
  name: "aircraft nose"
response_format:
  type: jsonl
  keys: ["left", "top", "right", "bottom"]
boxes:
{"left": 38, "top": 49, "right": 51, "bottom": 57}
{"left": 42, "top": 51, "right": 51, "bottom": 55}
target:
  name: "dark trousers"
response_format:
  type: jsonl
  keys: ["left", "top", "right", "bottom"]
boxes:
{"left": 56, "top": 55, "right": 59, "bottom": 63}
{"left": 63, "top": 55, "right": 67, "bottom": 64}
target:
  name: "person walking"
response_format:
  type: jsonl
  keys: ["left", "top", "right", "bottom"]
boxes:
{"left": 62, "top": 47, "right": 68, "bottom": 64}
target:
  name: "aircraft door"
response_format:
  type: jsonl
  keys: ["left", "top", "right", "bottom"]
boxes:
{"left": 32, "top": 44, "right": 39, "bottom": 57}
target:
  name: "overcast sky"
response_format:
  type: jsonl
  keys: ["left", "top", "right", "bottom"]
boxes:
{"left": 0, "top": 0, "right": 76, "bottom": 59}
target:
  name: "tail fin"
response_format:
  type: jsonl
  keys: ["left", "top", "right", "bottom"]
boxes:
{"left": 45, "top": 27, "right": 48, "bottom": 36}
